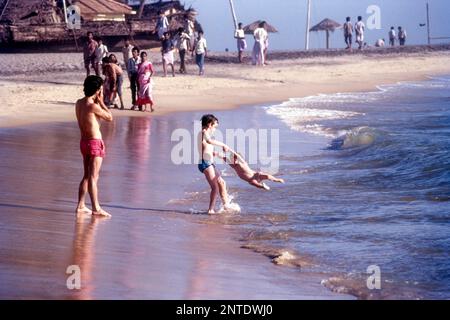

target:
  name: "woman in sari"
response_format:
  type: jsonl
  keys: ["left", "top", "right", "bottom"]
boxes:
{"left": 136, "top": 51, "right": 155, "bottom": 112}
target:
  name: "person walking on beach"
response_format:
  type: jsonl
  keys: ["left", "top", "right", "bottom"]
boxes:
{"left": 234, "top": 22, "right": 247, "bottom": 63}
{"left": 161, "top": 31, "right": 176, "bottom": 77}
{"left": 95, "top": 38, "right": 109, "bottom": 69}
{"left": 185, "top": 15, "right": 196, "bottom": 50}
{"left": 252, "top": 21, "right": 267, "bottom": 66}
{"left": 389, "top": 26, "right": 396, "bottom": 46}
{"left": 109, "top": 54, "right": 125, "bottom": 110}
{"left": 101, "top": 56, "right": 114, "bottom": 107}
{"left": 194, "top": 31, "right": 207, "bottom": 76}
{"left": 176, "top": 27, "right": 191, "bottom": 74}
{"left": 156, "top": 10, "right": 169, "bottom": 40}
{"left": 398, "top": 26, "right": 407, "bottom": 46}
{"left": 136, "top": 51, "right": 155, "bottom": 112}
{"left": 75, "top": 75, "right": 113, "bottom": 217}
{"left": 343, "top": 17, "right": 353, "bottom": 50}
{"left": 198, "top": 114, "right": 230, "bottom": 214}
{"left": 355, "top": 16, "right": 365, "bottom": 50}
{"left": 122, "top": 37, "right": 134, "bottom": 75}
{"left": 127, "top": 47, "right": 141, "bottom": 110}
{"left": 83, "top": 31, "right": 99, "bottom": 77}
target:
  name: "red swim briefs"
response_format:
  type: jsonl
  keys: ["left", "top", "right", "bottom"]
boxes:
{"left": 80, "top": 139, "right": 106, "bottom": 158}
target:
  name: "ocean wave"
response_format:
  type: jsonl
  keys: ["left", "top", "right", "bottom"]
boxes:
{"left": 327, "top": 126, "right": 378, "bottom": 150}
{"left": 265, "top": 104, "right": 363, "bottom": 137}
{"left": 321, "top": 274, "right": 424, "bottom": 300}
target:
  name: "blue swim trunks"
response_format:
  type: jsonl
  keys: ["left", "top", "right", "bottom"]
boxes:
{"left": 198, "top": 160, "right": 214, "bottom": 173}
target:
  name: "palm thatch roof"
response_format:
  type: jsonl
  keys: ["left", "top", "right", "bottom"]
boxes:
{"left": 73, "top": 0, "right": 133, "bottom": 17}
{"left": 309, "top": 18, "right": 341, "bottom": 32}
{"left": 243, "top": 20, "right": 278, "bottom": 34}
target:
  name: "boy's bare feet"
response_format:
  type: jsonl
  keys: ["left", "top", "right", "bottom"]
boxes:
{"left": 262, "top": 182, "right": 271, "bottom": 191}
{"left": 92, "top": 208, "right": 111, "bottom": 218}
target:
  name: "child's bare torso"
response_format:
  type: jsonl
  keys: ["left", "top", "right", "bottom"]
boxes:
{"left": 229, "top": 162, "right": 256, "bottom": 182}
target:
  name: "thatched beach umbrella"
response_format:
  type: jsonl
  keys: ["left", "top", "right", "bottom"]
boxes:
{"left": 243, "top": 20, "right": 278, "bottom": 34}
{"left": 309, "top": 18, "right": 342, "bottom": 49}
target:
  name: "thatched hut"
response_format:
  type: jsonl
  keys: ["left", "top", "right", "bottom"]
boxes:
{"left": 309, "top": 18, "right": 341, "bottom": 49}
{"left": 243, "top": 20, "right": 278, "bottom": 34}
{"left": 0, "top": 0, "right": 199, "bottom": 49}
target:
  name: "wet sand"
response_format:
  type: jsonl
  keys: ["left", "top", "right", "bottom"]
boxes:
{"left": 0, "top": 112, "right": 352, "bottom": 299}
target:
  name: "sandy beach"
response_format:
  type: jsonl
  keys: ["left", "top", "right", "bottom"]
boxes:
{"left": 0, "top": 47, "right": 449, "bottom": 127}
{"left": 1, "top": 46, "right": 450, "bottom": 299}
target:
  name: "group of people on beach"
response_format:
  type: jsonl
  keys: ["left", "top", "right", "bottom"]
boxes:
{"left": 233, "top": 21, "right": 270, "bottom": 66}
{"left": 83, "top": 11, "right": 211, "bottom": 111}
{"left": 343, "top": 16, "right": 407, "bottom": 50}
{"left": 372, "top": 26, "right": 407, "bottom": 48}
{"left": 155, "top": 10, "right": 208, "bottom": 76}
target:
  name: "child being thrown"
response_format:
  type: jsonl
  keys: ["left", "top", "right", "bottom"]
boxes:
{"left": 220, "top": 151, "right": 284, "bottom": 190}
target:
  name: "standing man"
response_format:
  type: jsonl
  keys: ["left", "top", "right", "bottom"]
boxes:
{"left": 127, "top": 47, "right": 141, "bottom": 110}
{"left": 389, "top": 26, "right": 396, "bottom": 46}
{"left": 176, "top": 27, "right": 190, "bottom": 74}
{"left": 343, "top": 17, "right": 353, "bottom": 50}
{"left": 355, "top": 16, "right": 365, "bottom": 50}
{"left": 156, "top": 10, "right": 169, "bottom": 40}
{"left": 185, "top": 15, "right": 196, "bottom": 51}
{"left": 83, "top": 31, "right": 99, "bottom": 77}
{"left": 161, "top": 31, "right": 175, "bottom": 77}
{"left": 252, "top": 21, "right": 267, "bottom": 66}
{"left": 194, "top": 31, "right": 207, "bottom": 76}
{"left": 398, "top": 26, "right": 407, "bottom": 46}
{"left": 234, "top": 22, "right": 247, "bottom": 63}
{"left": 122, "top": 37, "right": 134, "bottom": 75}
{"left": 75, "top": 75, "right": 113, "bottom": 217}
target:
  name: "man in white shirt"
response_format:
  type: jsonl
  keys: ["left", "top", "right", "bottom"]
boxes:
{"left": 355, "top": 16, "right": 365, "bottom": 50}
{"left": 176, "top": 27, "right": 191, "bottom": 74}
{"left": 398, "top": 26, "right": 407, "bottom": 46}
{"left": 156, "top": 10, "right": 169, "bottom": 40}
{"left": 234, "top": 22, "right": 247, "bottom": 63}
{"left": 95, "top": 38, "right": 108, "bottom": 67}
{"left": 252, "top": 21, "right": 268, "bottom": 66}
{"left": 388, "top": 27, "right": 396, "bottom": 46}
{"left": 194, "top": 31, "right": 207, "bottom": 75}
{"left": 122, "top": 37, "right": 134, "bottom": 75}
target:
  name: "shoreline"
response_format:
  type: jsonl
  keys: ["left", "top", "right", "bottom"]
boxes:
{"left": 0, "top": 49, "right": 450, "bottom": 128}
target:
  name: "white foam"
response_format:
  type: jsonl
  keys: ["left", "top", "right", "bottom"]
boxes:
{"left": 272, "top": 251, "right": 296, "bottom": 265}
{"left": 266, "top": 104, "right": 362, "bottom": 137}
{"left": 218, "top": 202, "right": 241, "bottom": 213}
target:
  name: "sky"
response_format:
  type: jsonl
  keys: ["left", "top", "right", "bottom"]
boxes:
{"left": 179, "top": 0, "right": 450, "bottom": 51}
